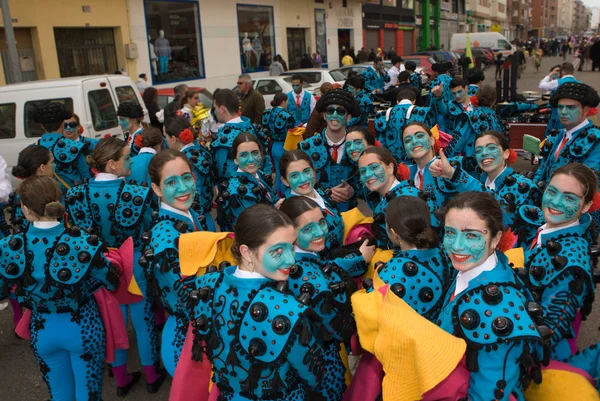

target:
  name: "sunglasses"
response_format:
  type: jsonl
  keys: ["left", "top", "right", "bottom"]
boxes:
{"left": 64, "top": 122, "right": 79, "bottom": 129}
{"left": 325, "top": 106, "right": 347, "bottom": 116}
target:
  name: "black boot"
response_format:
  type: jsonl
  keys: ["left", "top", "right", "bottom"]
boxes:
{"left": 147, "top": 370, "right": 167, "bottom": 393}
{"left": 116, "top": 371, "right": 142, "bottom": 397}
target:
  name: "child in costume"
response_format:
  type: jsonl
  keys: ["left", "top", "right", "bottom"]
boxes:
{"left": 117, "top": 102, "right": 145, "bottom": 156}
{"left": 128, "top": 126, "right": 164, "bottom": 187}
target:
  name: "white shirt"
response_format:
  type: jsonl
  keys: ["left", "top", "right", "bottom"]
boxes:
{"left": 485, "top": 167, "right": 507, "bottom": 191}
{"left": 180, "top": 143, "right": 194, "bottom": 152}
{"left": 236, "top": 167, "right": 261, "bottom": 182}
{"left": 0, "top": 155, "right": 12, "bottom": 204}
{"left": 539, "top": 76, "right": 559, "bottom": 92}
{"left": 95, "top": 173, "right": 122, "bottom": 182}
{"left": 325, "top": 132, "right": 346, "bottom": 164}
{"left": 290, "top": 90, "right": 317, "bottom": 115}
{"left": 136, "top": 79, "right": 151, "bottom": 91}
{"left": 33, "top": 221, "right": 61, "bottom": 229}
{"left": 414, "top": 157, "right": 436, "bottom": 189}
{"left": 454, "top": 253, "right": 498, "bottom": 296}
{"left": 233, "top": 267, "right": 266, "bottom": 279}
{"left": 386, "top": 66, "right": 401, "bottom": 89}
{"left": 160, "top": 202, "right": 194, "bottom": 224}
{"left": 291, "top": 189, "right": 328, "bottom": 211}
{"left": 398, "top": 99, "right": 413, "bottom": 106}
{"left": 294, "top": 245, "right": 316, "bottom": 256}
{"left": 560, "top": 118, "right": 590, "bottom": 144}
{"left": 227, "top": 116, "right": 244, "bottom": 125}
{"left": 534, "top": 220, "right": 580, "bottom": 248}
{"left": 463, "top": 102, "right": 474, "bottom": 112}
{"left": 389, "top": 179, "right": 401, "bottom": 191}
{"left": 138, "top": 147, "right": 157, "bottom": 155}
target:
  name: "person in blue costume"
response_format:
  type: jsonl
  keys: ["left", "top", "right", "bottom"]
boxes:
{"left": 211, "top": 89, "right": 273, "bottom": 182}
{"left": 64, "top": 137, "right": 165, "bottom": 396}
{"left": 360, "top": 57, "right": 390, "bottom": 95}
{"left": 345, "top": 127, "right": 377, "bottom": 163}
{"left": 262, "top": 93, "right": 296, "bottom": 195}
{"left": 297, "top": 89, "right": 362, "bottom": 212}
{"left": 444, "top": 85, "right": 505, "bottom": 158}
{"left": 426, "top": 61, "right": 454, "bottom": 107}
{"left": 344, "top": 74, "right": 373, "bottom": 129}
{"left": 358, "top": 147, "right": 437, "bottom": 249}
{"left": 534, "top": 82, "right": 600, "bottom": 190}
{"left": 431, "top": 77, "right": 475, "bottom": 136}
{"left": 436, "top": 191, "right": 549, "bottom": 401}
{"left": 278, "top": 196, "right": 371, "bottom": 400}
{"left": 404, "top": 60, "right": 422, "bottom": 92}
{"left": 466, "top": 68, "right": 485, "bottom": 97}
{"left": 375, "top": 90, "right": 436, "bottom": 163}
{"left": 0, "top": 176, "right": 120, "bottom": 401}
{"left": 287, "top": 74, "right": 317, "bottom": 125}
{"left": 128, "top": 126, "right": 164, "bottom": 187}
{"left": 522, "top": 163, "right": 597, "bottom": 360}
{"left": 164, "top": 116, "right": 216, "bottom": 231}
{"left": 63, "top": 113, "right": 99, "bottom": 153}
{"left": 35, "top": 102, "right": 91, "bottom": 194}
{"left": 540, "top": 62, "right": 581, "bottom": 137}
{"left": 139, "top": 149, "right": 205, "bottom": 377}
{"left": 187, "top": 204, "right": 329, "bottom": 400}
{"left": 118, "top": 102, "right": 145, "bottom": 156}
{"left": 375, "top": 196, "right": 452, "bottom": 321}
{"left": 217, "top": 132, "right": 277, "bottom": 231}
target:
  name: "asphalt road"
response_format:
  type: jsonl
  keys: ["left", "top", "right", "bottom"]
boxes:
{"left": 1, "top": 56, "right": 600, "bottom": 401}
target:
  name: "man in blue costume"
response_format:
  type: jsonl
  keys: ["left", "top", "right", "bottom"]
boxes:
{"left": 404, "top": 60, "right": 422, "bottom": 92}
{"left": 539, "top": 62, "right": 581, "bottom": 136}
{"left": 344, "top": 74, "right": 373, "bottom": 129}
{"left": 360, "top": 57, "right": 390, "bottom": 95}
{"left": 287, "top": 74, "right": 316, "bottom": 125}
{"left": 431, "top": 77, "right": 473, "bottom": 134}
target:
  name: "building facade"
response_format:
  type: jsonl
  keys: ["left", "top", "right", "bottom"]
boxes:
{"left": 362, "top": 0, "right": 416, "bottom": 56}
{"left": 510, "top": 0, "right": 532, "bottom": 41}
{"left": 573, "top": 0, "right": 592, "bottom": 35}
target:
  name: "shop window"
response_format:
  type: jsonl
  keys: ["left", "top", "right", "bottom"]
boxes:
{"left": 237, "top": 4, "right": 276, "bottom": 73}
{"left": 24, "top": 98, "right": 74, "bottom": 138}
{"left": 0, "top": 103, "right": 16, "bottom": 139}
{"left": 88, "top": 90, "right": 119, "bottom": 132}
{"left": 144, "top": 0, "right": 205, "bottom": 85}
{"left": 315, "top": 9, "right": 328, "bottom": 64}
{"left": 383, "top": 0, "right": 397, "bottom": 6}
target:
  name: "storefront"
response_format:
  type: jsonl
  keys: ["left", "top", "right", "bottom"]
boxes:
{"left": 362, "top": 0, "right": 416, "bottom": 56}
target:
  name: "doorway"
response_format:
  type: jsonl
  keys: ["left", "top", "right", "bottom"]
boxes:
{"left": 287, "top": 28, "right": 307, "bottom": 70}
{"left": 338, "top": 29, "right": 352, "bottom": 63}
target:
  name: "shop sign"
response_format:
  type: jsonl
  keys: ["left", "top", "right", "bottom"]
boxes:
{"left": 384, "top": 22, "right": 399, "bottom": 29}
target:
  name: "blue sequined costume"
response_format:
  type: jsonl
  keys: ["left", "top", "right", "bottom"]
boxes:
{"left": 467, "top": 84, "right": 479, "bottom": 97}
{"left": 430, "top": 97, "right": 472, "bottom": 134}
{"left": 287, "top": 91, "right": 314, "bottom": 125}
{"left": 409, "top": 72, "right": 422, "bottom": 91}
{"left": 444, "top": 107, "right": 506, "bottom": 158}
{"left": 360, "top": 67, "right": 391, "bottom": 93}
{"left": 0, "top": 224, "right": 119, "bottom": 400}
{"left": 4, "top": 192, "right": 28, "bottom": 232}
{"left": 189, "top": 266, "right": 328, "bottom": 400}
{"left": 125, "top": 127, "right": 144, "bottom": 157}
{"left": 38, "top": 133, "right": 91, "bottom": 193}
{"left": 262, "top": 107, "right": 296, "bottom": 194}
{"left": 128, "top": 149, "right": 155, "bottom": 187}
{"left": 347, "top": 91, "right": 373, "bottom": 129}
{"left": 181, "top": 144, "right": 216, "bottom": 231}
{"left": 543, "top": 76, "right": 581, "bottom": 137}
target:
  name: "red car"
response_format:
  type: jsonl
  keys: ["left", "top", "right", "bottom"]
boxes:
{"left": 401, "top": 55, "right": 436, "bottom": 76}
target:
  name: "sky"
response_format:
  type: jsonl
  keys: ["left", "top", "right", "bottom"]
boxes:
{"left": 583, "top": 0, "right": 600, "bottom": 7}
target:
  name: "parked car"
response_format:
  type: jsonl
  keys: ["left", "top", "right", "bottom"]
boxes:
{"left": 330, "top": 62, "right": 426, "bottom": 83}
{"left": 279, "top": 69, "right": 339, "bottom": 91}
{"left": 450, "top": 33, "right": 515, "bottom": 57}
{"left": 232, "top": 77, "right": 311, "bottom": 109}
{"left": 153, "top": 87, "right": 213, "bottom": 111}
{"left": 453, "top": 48, "right": 494, "bottom": 70}
{"left": 0, "top": 75, "right": 146, "bottom": 185}
{"left": 410, "top": 51, "right": 460, "bottom": 75}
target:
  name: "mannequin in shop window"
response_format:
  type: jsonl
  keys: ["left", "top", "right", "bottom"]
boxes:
{"left": 252, "top": 32, "right": 263, "bottom": 69}
{"left": 155, "top": 30, "right": 171, "bottom": 74}
{"left": 242, "top": 32, "right": 255, "bottom": 71}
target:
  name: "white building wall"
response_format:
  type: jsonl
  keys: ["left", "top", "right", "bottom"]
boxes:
{"left": 591, "top": 7, "right": 600, "bottom": 30}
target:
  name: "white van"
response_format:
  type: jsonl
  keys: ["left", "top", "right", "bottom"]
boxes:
{"left": 450, "top": 33, "right": 515, "bottom": 56}
{"left": 0, "top": 75, "right": 147, "bottom": 185}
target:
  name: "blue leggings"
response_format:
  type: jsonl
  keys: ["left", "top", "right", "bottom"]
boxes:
{"left": 160, "top": 314, "right": 189, "bottom": 376}
{"left": 30, "top": 300, "right": 105, "bottom": 401}
{"left": 159, "top": 56, "right": 169, "bottom": 74}
{"left": 272, "top": 141, "right": 285, "bottom": 194}
{"left": 113, "top": 298, "right": 159, "bottom": 367}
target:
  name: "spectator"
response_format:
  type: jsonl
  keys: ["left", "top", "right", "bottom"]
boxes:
{"left": 357, "top": 47, "right": 368, "bottom": 63}
{"left": 382, "top": 70, "right": 424, "bottom": 106}
{"left": 237, "top": 74, "right": 265, "bottom": 124}
{"left": 561, "top": 41, "right": 570, "bottom": 61}
{"left": 591, "top": 38, "right": 600, "bottom": 72}
{"left": 368, "top": 48, "right": 376, "bottom": 62}
{"left": 178, "top": 89, "right": 199, "bottom": 124}
{"left": 136, "top": 73, "right": 151, "bottom": 91}
{"left": 304, "top": 82, "right": 335, "bottom": 138}
{"left": 165, "top": 84, "right": 188, "bottom": 121}
{"left": 276, "top": 54, "right": 288, "bottom": 71}
{"left": 300, "top": 54, "right": 313, "bottom": 68}
{"left": 342, "top": 52, "right": 354, "bottom": 66}
{"left": 584, "top": 40, "right": 593, "bottom": 71}
{"left": 386, "top": 56, "right": 402, "bottom": 90}
{"left": 388, "top": 47, "right": 396, "bottom": 59}
{"left": 142, "top": 87, "right": 163, "bottom": 130}
{"left": 376, "top": 47, "right": 385, "bottom": 59}
{"left": 270, "top": 57, "right": 285, "bottom": 76}
{"left": 339, "top": 46, "right": 347, "bottom": 62}
{"left": 350, "top": 47, "right": 358, "bottom": 64}
{"left": 0, "top": 154, "right": 12, "bottom": 204}
{"left": 313, "top": 51, "right": 322, "bottom": 67}
{"left": 495, "top": 53, "right": 504, "bottom": 79}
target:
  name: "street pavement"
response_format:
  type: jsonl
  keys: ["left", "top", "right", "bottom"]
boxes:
{"left": 1, "top": 56, "right": 600, "bottom": 400}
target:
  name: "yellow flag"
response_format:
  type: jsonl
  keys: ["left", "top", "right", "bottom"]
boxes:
{"left": 465, "top": 33, "right": 474, "bottom": 69}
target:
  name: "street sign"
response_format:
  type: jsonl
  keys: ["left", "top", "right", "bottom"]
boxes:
{"left": 466, "top": 10, "right": 472, "bottom": 16}
{"left": 491, "top": 24, "right": 501, "bottom": 32}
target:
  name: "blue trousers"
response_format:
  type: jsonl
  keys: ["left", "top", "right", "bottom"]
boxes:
{"left": 272, "top": 141, "right": 285, "bottom": 194}
{"left": 113, "top": 298, "right": 159, "bottom": 367}
{"left": 159, "top": 56, "right": 169, "bottom": 74}
{"left": 160, "top": 315, "right": 188, "bottom": 376}
{"left": 30, "top": 300, "right": 105, "bottom": 401}
{"left": 204, "top": 212, "right": 217, "bottom": 232}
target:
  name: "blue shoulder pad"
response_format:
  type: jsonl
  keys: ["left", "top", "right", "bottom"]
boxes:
{"left": 212, "top": 124, "right": 247, "bottom": 150}
{"left": 149, "top": 219, "right": 189, "bottom": 256}
{"left": 273, "top": 109, "right": 295, "bottom": 131}
{"left": 374, "top": 110, "right": 388, "bottom": 136}
{"left": 298, "top": 135, "right": 329, "bottom": 171}
{"left": 240, "top": 287, "right": 308, "bottom": 363}
{"left": 468, "top": 109, "right": 501, "bottom": 135}
{"left": 48, "top": 229, "right": 106, "bottom": 285}
{"left": 220, "top": 175, "right": 269, "bottom": 207}
{"left": 455, "top": 283, "right": 541, "bottom": 345}
{"left": 114, "top": 184, "right": 152, "bottom": 228}
{"left": 65, "top": 185, "right": 94, "bottom": 230}
{"left": 568, "top": 127, "right": 600, "bottom": 158}
{"left": 540, "top": 131, "right": 560, "bottom": 158}
{"left": 290, "top": 258, "right": 351, "bottom": 307}
{"left": 516, "top": 205, "right": 545, "bottom": 226}
{"left": 189, "top": 271, "right": 223, "bottom": 324}
{"left": 45, "top": 135, "right": 86, "bottom": 165}
{"left": 497, "top": 174, "right": 540, "bottom": 212}
{"left": 183, "top": 146, "right": 212, "bottom": 177}
{"left": 410, "top": 106, "right": 434, "bottom": 123}
{"left": 445, "top": 102, "right": 465, "bottom": 117}
{"left": 0, "top": 234, "right": 28, "bottom": 280}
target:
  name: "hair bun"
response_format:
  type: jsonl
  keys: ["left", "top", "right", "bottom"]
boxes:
{"left": 44, "top": 201, "right": 65, "bottom": 219}
{"left": 270, "top": 99, "right": 277, "bottom": 108}
{"left": 11, "top": 165, "right": 29, "bottom": 179}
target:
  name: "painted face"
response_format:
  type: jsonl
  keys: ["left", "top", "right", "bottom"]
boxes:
{"left": 345, "top": 85, "right": 357, "bottom": 96}
{"left": 295, "top": 207, "right": 329, "bottom": 252}
{"left": 359, "top": 153, "right": 392, "bottom": 194}
{"left": 474, "top": 137, "right": 505, "bottom": 172}
{"left": 324, "top": 104, "right": 348, "bottom": 130}
{"left": 154, "top": 157, "right": 197, "bottom": 212}
{"left": 345, "top": 132, "right": 368, "bottom": 161}
{"left": 551, "top": 73, "right": 560, "bottom": 79}
{"left": 284, "top": 160, "right": 315, "bottom": 195}
{"left": 443, "top": 208, "right": 496, "bottom": 272}
{"left": 292, "top": 81, "right": 303, "bottom": 94}
{"left": 451, "top": 88, "right": 466, "bottom": 102}
{"left": 235, "top": 142, "right": 262, "bottom": 175}
{"left": 119, "top": 117, "right": 130, "bottom": 132}
{"left": 542, "top": 174, "right": 587, "bottom": 227}
{"left": 63, "top": 118, "right": 80, "bottom": 141}
{"left": 557, "top": 99, "right": 582, "bottom": 126}
{"left": 402, "top": 129, "right": 432, "bottom": 160}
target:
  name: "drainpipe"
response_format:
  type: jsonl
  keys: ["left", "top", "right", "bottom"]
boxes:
{"left": 423, "top": 0, "right": 431, "bottom": 50}
{"left": 434, "top": 0, "right": 441, "bottom": 49}
{"left": 0, "top": 0, "right": 23, "bottom": 83}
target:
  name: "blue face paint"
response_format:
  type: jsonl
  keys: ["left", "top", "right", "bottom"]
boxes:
{"left": 551, "top": 73, "right": 560, "bottom": 79}
{"left": 402, "top": 131, "right": 432, "bottom": 157}
{"left": 359, "top": 163, "right": 387, "bottom": 187}
{"left": 475, "top": 143, "right": 504, "bottom": 170}
{"left": 162, "top": 173, "right": 197, "bottom": 209}
{"left": 325, "top": 107, "right": 348, "bottom": 126}
{"left": 262, "top": 242, "right": 296, "bottom": 273}
{"left": 557, "top": 104, "right": 581, "bottom": 124}
{"left": 542, "top": 184, "right": 582, "bottom": 225}
{"left": 346, "top": 139, "right": 367, "bottom": 161}
{"left": 443, "top": 226, "right": 488, "bottom": 266}
{"left": 452, "top": 89, "right": 465, "bottom": 101}
{"left": 297, "top": 218, "right": 329, "bottom": 250}
{"left": 292, "top": 83, "right": 302, "bottom": 94}
{"left": 119, "top": 117, "right": 130, "bottom": 131}
{"left": 288, "top": 167, "right": 315, "bottom": 193}
{"left": 237, "top": 149, "right": 262, "bottom": 172}
{"left": 345, "top": 85, "right": 357, "bottom": 96}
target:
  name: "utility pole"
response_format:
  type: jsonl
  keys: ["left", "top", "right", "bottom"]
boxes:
{"left": 434, "top": 0, "right": 441, "bottom": 49}
{"left": 0, "top": 0, "right": 23, "bottom": 84}
{"left": 423, "top": 0, "right": 431, "bottom": 50}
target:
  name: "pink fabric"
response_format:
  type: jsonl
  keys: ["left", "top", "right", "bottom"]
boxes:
{"left": 342, "top": 352, "right": 383, "bottom": 401}
{"left": 438, "top": 130, "right": 452, "bottom": 148}
{"left": 112, "top": 364, "right": 134, "bottom": 387}
{"left": 15, "top": 308, "right": 31, "bottom": 340}
{"left": 350, "top": 334, "right": 363, "bottom": 355}
{"left": 9, "top": 297, "right": 23, "bottom": 328}
{"left": 568, "top": 311, "right": 583, "bottom": 355}
{"left": 106, "top": 237, "right": 144, "bottom": 305}
{"left": 169, "top": 324, "right": 212, "bottom": 401}
{"left": 344, "top": 224, "right": 375, "bottom": 246}
{"left": 421, "top": 357, "right": 470, "bottom": 401}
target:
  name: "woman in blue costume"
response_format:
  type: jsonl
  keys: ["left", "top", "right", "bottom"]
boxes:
{"left": 297, "top": 89, "right": 362, "bottom": 212}
{"left": 164, "top": 116, "right": 215, "bottom": 231}
{"left": 35, "top": 102, "right": 91, "bottom": 193}
{"left": 261, "top": 93, "right": 296, "bottom": 196}
{"left": 344, "top": 74, "right": 373, "bottom": 129}
{"left": 426, "top": 61, "right": 454, "bottom": 115}
{"left": 139, "top": 149, "right": 205, "bottom": 376}
{"left": 375, "top": 196, "right": 452, "bottom": 321}
{"left": 128, "top": 126, "right": 164, "bottom": 187}
{"left": 0, "top": 176, "right": 120, "bottom": 401}
{"left": 64, "top": 137, "right": 165, "bottom": 396}
{"left": 117, "top": 102, "right": 145, "bottom": 156}
{"left": 188, "top": 204, "right": 329, "bottom": 400}
{"left": 435, "top": 191, "right": 548, "bottom": 401}
{"left": 345, "top": 127, "right": 377, "bottom": 164}
{"left": 217, "top": 132, "right": 277, "bottom": 231}
{"left": 521, "top": 163, "right": 597, "bottom": 360}
{"left": 358, "top": 147, "right": 436, "bottom": 249}
{"left": 279, "top": 196, "right": 368, "bottom": 401}
{"left": 63, "top": 113, "right": 99, "bottom": 153}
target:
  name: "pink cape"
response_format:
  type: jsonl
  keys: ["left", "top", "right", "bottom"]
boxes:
{"left": 107, "top": 237, "right": 144, "bottom": 305}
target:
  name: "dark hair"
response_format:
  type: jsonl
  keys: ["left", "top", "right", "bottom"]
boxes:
{"left": 279, "top": 196, "right": 321, "bottom": 226}
{"left": 386, "top": 196, "right": 439, "bottom": 248}
{"left": 476, "top": 85, "right": 497, "bottom": 107}
{"left": 374, "top": 56, "right": 382, "bottom": 63}
{"left": 397, "top": 71, "right": 411, "bottom": 83}
{"left": 180, "top": 89, "right": 199, "bottom": 109}
{"left": 345, "top": 74, "right": 365, "bottom": 90}
{"left": 139, "top": 73, "right": 147, "bottom": 79}
{"left": 552, "top": 163, "right": 598, "bottom": 204}
{"left": 140, "top": 126, "right": 164, "bottom": 148}
{"left": 475, "top": 130, "right": 510, "bottom": 151}
{"left": 359, "top": 147, "right": 397, "bottom": 175}
{"left": 402, "top": 121, "right": 435, "bottom": 140}
{"left": 142, "top": 87, "right": 159, "bottom": 107}
{"left": 280, "top": 149, "right": 315, "bottom": 180}
{"left": 165, "top": 116, "right": 191, "bottom": 138}
{"left": 560, "top": 62, "right": 574, "bottom": 75}
{"left": 88, "top": 137, "right": 127, "bottom": 172}
{"left": 213, "top": 89, "right": 239, "bottom": 115}
{"left": 291, "top": 74, "right": 304, "bottom": 83}
{"left": 404, "top": 61, "right": 417, "bottom": 71}
{"left": 232, "top": 132, "right": 261, "bottom": 158}
{"left": 148, "top": 149, "right": 193, "bottom": 186}
{"left": 69, "top": 113, "right": 81, "bottom": 125}
{"left": 271, "top": 93, "right": 288, "bottom": 108}
{"left": 549, "top": 64, "right": 561, "bottom": 72}
{"left": 450, "top": 78, "right": 468, "bottom": 89}
{"left": 12, "top": 145, "right": 52, "bottom": 179}
{"left": 43, "top": 121, "right": 63, "bottom": 133}
{"left": 17, "top": 176, "right": 64, "bottom": 219}
{"left": 391, "top": 55, "right": 402, "bottom": 65}
{"left": 442, "top": 191, "right": 504, "bottom": 237}
{"left": 466, "top": 69, "right": 485, "bottom": 84}
{"left": 346, "top": 126, "right": 376, "bottom": 146}
{"left": 231, "top": 204, "right": 293, "bottom": 260}
{"left": 397, "top": 89, "right": 416, "bottom": 102}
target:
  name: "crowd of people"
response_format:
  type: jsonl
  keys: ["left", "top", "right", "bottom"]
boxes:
{"left": 2, "top": 57, "right": 600, "bottom": 401}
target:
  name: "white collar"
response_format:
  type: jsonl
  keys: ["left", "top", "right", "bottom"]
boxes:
{"left": 233, "top": 267, "right": 266, "bottom": 279}
{"left": 485, "top": 167, "right": 507, "bottom": 190}
{"left": 454, "top": 253, "right": 498, "bottom": 296}
{"left": 325, "top": 132, "right": 346, "bottom": 147}
{"left": 290, "top": 189, "right": 327, "bottom": 210}
{"left": 389, "top": 179, "right": 401, "bottom": 191}
{"left": 95, "top": 173, "right": 122, "bottom": 182}
{"left": 160, "top": 202, "right": 194, "bottom": 223}
{"left": 292, "top": 90, "right": 306, "bottom": 98}
{"left": 564, "top": 119, "right": 591, "bottom": 140}
{"left": 236, "top": 168, "right": 260, "bottom": 181}
{"left": 417, "top": 157, "right": 436, "bottom": 174}
{"left": 294, "top": 245, "right": 316, "bottom": 256}
{"left": 33, "top": 221, "right": 61, "bottom": 229}
{"left": 398, "top": 99, "right": 413, "bottom": 105}
{"left": 561, "top": 74, "right": 575, "bottom": 79}
{"left": 180, "top": 143, "right": 194, "bottom": 152}
{"left": 138, "top": 147, "right": 157, "bottom": 155}
{"left": 535, "top": 220, "right": 580, "bottom": 247}
{"left": 227, "top": 116, "right": 243, "bottom": 124}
